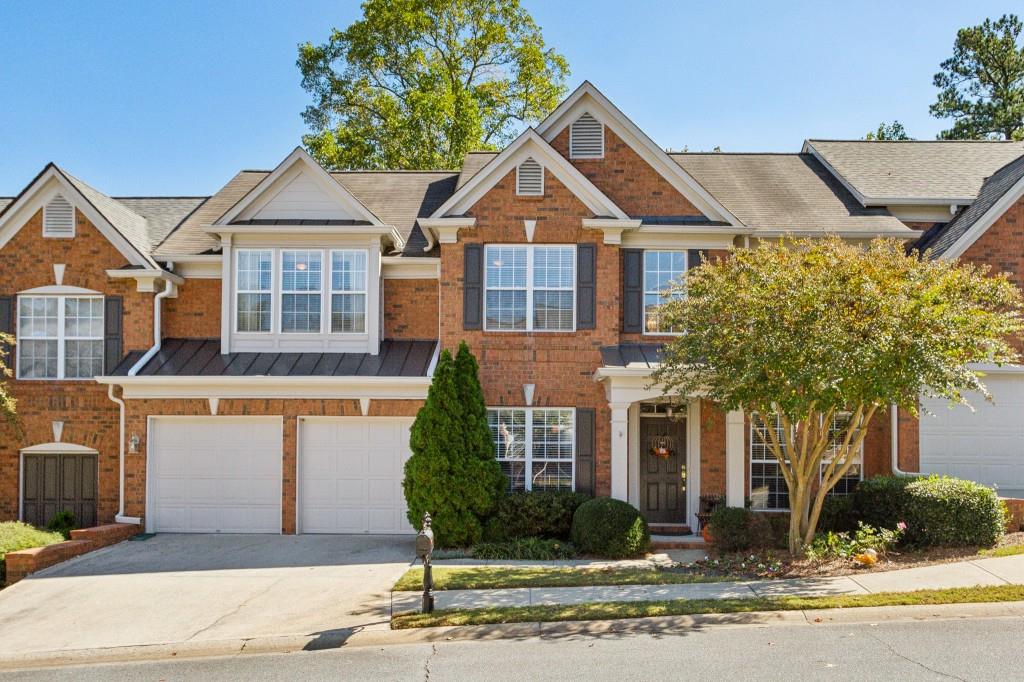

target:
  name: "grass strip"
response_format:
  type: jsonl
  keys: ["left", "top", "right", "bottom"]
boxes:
{"left": 393, "top": 566, "right": 728, "bottom": 592}
{"left": 392, "top": 584, "right": 1024, "bottom": 629}
{"left": 979, "top": 544, "right": 1024, "bottom": 558}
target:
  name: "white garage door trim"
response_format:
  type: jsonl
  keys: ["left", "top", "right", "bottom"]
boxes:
{"left": 297, "top": 416, "right": 415, "bottom": 535}
{"left": 147, "top": 416, "right": 283, "bottom": 534}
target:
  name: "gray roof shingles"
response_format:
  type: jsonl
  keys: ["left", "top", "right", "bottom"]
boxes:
{"left": 807, "top": 140, "right": 1024, "bottom": 203}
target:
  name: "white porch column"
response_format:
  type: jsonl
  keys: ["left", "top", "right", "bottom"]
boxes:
{"left": 725, "top": 409, "right": 745, "bottom": 507}
{"left": 610, "top": 402, "right": 630, "bottom": 501}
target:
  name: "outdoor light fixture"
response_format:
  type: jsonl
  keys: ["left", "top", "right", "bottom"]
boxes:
{"left": 128, "top": 433, "right": 140, "bottom": 454}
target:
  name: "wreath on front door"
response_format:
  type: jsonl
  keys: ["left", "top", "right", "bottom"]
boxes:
{"left": 650, "top": 435, "right": 673, "bottom": 459}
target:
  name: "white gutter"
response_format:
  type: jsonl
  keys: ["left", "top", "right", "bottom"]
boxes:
{"left": 128, "top": 276, "right": 174, "bottom": 376}
{"left": 107, "top": 384, "right": 140, "bottom": 524}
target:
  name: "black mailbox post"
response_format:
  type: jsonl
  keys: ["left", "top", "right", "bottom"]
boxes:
{"left": 416, "top": 512, "right": 435, "bottom": 613}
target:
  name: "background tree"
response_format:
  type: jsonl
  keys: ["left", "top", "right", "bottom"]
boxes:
{"left": 0, "top": 334, "right": 16, "bottom": 430}
{"left": 930, "top": 14, "right": 1024, "bottom": 140}
{"left": 652, "top": 237, "right": 1023, "bottom": 554}
{"left": 298, "top": 0, "right": 569, "bottom": 170}
{"left": 404, "top": 342, "right": 503, "bottom": 547}
{"left": 864, "top": 120, "right": 912, "bottom": 140}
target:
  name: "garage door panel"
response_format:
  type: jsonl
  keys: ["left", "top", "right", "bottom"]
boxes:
{"left": 299, "top": 418, "right": 414, "bottom": 534}
{"left": 921, "top": 376, "right": 1024, "bottom": 492}
{"left": 150, "top": 418, "right": 282, "bottom": 534}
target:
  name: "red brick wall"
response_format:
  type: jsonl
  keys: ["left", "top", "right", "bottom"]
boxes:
{"left": 0, "top": 208, "right": 155, "bottom": 524}
{"left": 383, "top": 278, "right": 439, "bottom": 339}
{"left": 700, "top": 402, "right": 727, "bottom": 496}
{"left": 123, "top": 398, "right": 424, "bottom": 534}
{"left": 163, "top": 278, "right": 221, "bottom": 339}
{"left": 550, "top": 125, "right": 703, "bottom": 217}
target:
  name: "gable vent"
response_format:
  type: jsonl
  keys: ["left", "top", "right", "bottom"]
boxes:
{"left": 43, "top": 194, "right": 75, "bottom": 238}
{"left": 516, "top": 157, "right": 544, "bottom": 196}
{"left": 570, "top": 112, "right": 604, "bottom": 159}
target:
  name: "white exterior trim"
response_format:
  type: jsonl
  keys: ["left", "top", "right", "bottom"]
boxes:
{"left": 418, "top": 217, "right": 476, "bottom": 246}
{"left": 105, "top": 268, "right": 183, "bottom": 293}
{"left": 95, "top": 374, "right": 432, "bottom": 400}
{"left": 20, "top": 442, "right": 99, "bottom": 455}
{"left": 938, "top": 173, "right": 1024, "bottom": 260}
{"left": 381, "top": 256, "right": 439, "bottom": 279}
{"left": 535, "top": 82, "right": 741, "bottom": 226}
{"left": 430, "top": 128, "right": 629, "bottom": 220}
{"left": 18, "top": 284, "right": 101, "bottom": 296}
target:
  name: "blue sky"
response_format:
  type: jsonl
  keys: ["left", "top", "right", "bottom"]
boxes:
{"left": 0, "top": 0, "right": 1015, "bottom": 196}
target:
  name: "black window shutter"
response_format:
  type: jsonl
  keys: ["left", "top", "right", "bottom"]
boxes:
{"left": 0, "top": 296, "right": 13, "bottom": 367}
{"left": 622, "top": 249, "right": 643, "bottom": 332}
{"left": 104, "top": 296, "right": 123, "bottom": 374}
{"left": 687, "top": 249, "right": 707, "bottom": 270}
{"left": 575, "top": 407, "right": 596, "bottom": 495}
{"left": 463, "top": 243, "right": 483, "bottom": 330}
{"left": 576, "top": 243, "right": 596, "bottom": 329}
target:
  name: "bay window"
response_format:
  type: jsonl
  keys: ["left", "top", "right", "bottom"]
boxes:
{"left": 488, "top": 408, "right": 575, "bottom": 492}
{"left": 484, "top": 245, "right": 574, "bottom": 331}
{"left": 643, "top": 250, "right": 686, "bottom": 333}
{"left": 17, "top": 295, "right": 103, "bottom": 379}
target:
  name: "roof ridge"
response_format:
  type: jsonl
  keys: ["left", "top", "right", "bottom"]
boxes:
{"left": 808, "top": 139, "right": 1024, "bottom": 144}
{"left": 332, "top": 169, "right": 459, "bottom": 174}
{"left": 113, "top": 195, "right": 210, "bottom": 200}
{"left": 672, "top": 151, "right": 804, "bottom": 156}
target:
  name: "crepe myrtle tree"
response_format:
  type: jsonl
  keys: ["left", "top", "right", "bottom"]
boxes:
{"left": 0, "top": 333, "right": 16, "bottom": 430}
{"left": 652, "top": 237, "right": 1024, "bottom": 554}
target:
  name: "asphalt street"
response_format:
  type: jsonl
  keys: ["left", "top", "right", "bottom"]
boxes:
{"left": 3, "top": 615, "right": 1021, "bottom": 681}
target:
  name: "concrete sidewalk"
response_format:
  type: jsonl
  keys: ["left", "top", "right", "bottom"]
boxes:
{"left": 393, "top": 553, "right": 1024, "bottom": 613}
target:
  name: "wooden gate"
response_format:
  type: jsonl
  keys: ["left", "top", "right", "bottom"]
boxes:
{"left": 21, "top": 453, "right": 97, "bottom": 528}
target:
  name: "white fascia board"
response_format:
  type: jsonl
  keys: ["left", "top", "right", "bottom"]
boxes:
{"left": 95, "top": 374, "right": 432, "bottom": 400}
{"left": 751, "top": 229, "right": 919, "bottom": 240}
{"left": 418, "top": 217, "right": 476, "bottom": 246}
{"left": 204, "top": 224, "right": 396, "bottom": 237}
{"left": 381, "top": 256, "right": 440, "bottom": 279}
{"left": 536, "top": 82, "right": 741, "bottom": 226}
{"left": 0, "top": 167, "right": 154, "bottom": 268}
{"left": 215, "top": 147, "right": 384, "bottom": 227}
{"left": 431, "top": 129, "right": 628, "bottom": 220}
{"left": 967, "top": 362, "right": 1024, "bottom": 374}
{"left": 593, "top": 366, "right": 659, "bottom": 380}
{"left": 106, "top": 268, "right": 184, "bottom": 285}
{"left": 865, "top": 197, "right": 976, "bottom": 207}
{"left": 620, "top": 229, "right": 739, "bottom": 251}
{"left": 580, "top": 218, "right": 642, "bottom": 245}
{"left": 940, "top": 174, "right": 1024, "bottom": 260}
{"left": 19, "top": 284, "right": 102, "bottom": 295}
{"left": 21, "top": 442, "right": 99, "bottom": 455}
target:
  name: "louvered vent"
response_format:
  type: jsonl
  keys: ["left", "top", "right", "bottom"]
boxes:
{"left": 570, "top": 112, "right": 604, "bottom": 158}
{"left": 516, "top": 157, "right": 544, "bottom": 196}
{"left": 43, "top": 194, "right": 74, "bottom": 237}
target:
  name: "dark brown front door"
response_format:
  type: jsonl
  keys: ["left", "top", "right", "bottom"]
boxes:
{"left": 639, "top": 416, "right": 686, "bottom": 524}
{"left": 21, "top": 453, "right": 97, "bottom": 529}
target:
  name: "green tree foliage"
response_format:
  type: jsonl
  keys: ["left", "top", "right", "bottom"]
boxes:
{"left": 864, "top": 121, "right": 912, "bottom": 140}
{"left": 930, "top": 14, "right": 1024, "bottom": 140}
{"left": 652, "top": 237, "right": 1023, "bottom": 554}
{"left": 0, "top": 335, "right": 16, "bottom": 430}
{"left": 297, "top": 0, "right": 570, "bottom": 170}
{"left": 403, "top": 342, "right": 504, "bottom": 547}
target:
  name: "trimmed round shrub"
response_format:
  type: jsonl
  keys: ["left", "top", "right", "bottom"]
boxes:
{"left": 818, "top": 494, "right": 858, "bottom": 534}
{"left": 708, "top": 506, "right": 754, "bottom": 552}
{"left": 483, "top": 491, "right": 591, "bottom": 542}
{"left": 904, "top": 476, "right": 1005, "bottom": 547}
{"left": 852, "top": 475, "right": 914, "bottom": 530}
{"left": 570, "top": 498, "right": 650, "bottom": 558}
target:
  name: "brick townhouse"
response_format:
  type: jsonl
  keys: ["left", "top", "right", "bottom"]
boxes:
{"left": 1, "top": 82, "right": 1023, "bottom": 535}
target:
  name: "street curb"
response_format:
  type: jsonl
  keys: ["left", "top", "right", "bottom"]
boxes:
{"left": 3, "top": 600, "right": 1024, "bottom": 671}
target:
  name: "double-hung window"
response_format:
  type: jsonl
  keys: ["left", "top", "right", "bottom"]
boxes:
{"left": 330, "top": 250, "right": 367, "bottom": 333}
{"left": 643, "top": 250, "right": 686, "bottom": 333}
{"left": 488, "top": 408, "right": 575, "bottom": 492}
{"left": 17, "top": 296, "right": 103, "bottom": 379}
{"left": 281, "top": 250, "right": 322, "bottom": 333}
{"left": 236, "top": 249, "right": 273, "bottom": 332}
{"left": 484, "top": 245, "right": 574, "bottom": 331}
{"left": 750, "top": 412, "right": 864, "bottom": 511}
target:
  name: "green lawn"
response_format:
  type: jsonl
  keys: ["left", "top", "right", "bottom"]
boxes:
{"left": 392, "top": 584, "right": 1024, "bottom": 629}
{"left": 979, "top": 544, "right": 1024, "bottom": 558}
{"left": 393, "top": 566, "right": 729, "bottom": 592}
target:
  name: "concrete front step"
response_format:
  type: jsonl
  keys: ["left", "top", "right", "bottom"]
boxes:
{"left": 651, "top": 534, "right": 706, "bottom": 550}
{"left": 648, "top": 524, "right": 692, "bottom": 536}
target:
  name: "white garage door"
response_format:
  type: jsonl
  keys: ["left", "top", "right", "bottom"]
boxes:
{"left": 920, "top": 373, "right": 1024, "bottom": 496}
{"left": 298, "top": 417, "right": 415, "bottom": 534}
{"left": 148, "top": 417, "right": 283, "bottom": 533}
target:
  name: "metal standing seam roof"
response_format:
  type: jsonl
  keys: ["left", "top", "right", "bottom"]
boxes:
{"left": 917, "top": 154, "right": 1024, "bottom": 257}
{"left": 109, "top": 338, "right": 438, "bottom": 378}
{"left": 600, "top": 343, "right": 664, "bottom": 368}
{"left": 806, "top": 140, "right": 1024, "bottom": 203}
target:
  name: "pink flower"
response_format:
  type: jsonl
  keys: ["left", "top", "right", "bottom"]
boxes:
{"left": 896, "top": 521, "right": 908, "bottom": 531}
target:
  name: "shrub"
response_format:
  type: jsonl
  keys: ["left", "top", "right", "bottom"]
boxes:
{"left": 0, "top": 522, "right": 64, "bottom": 584}
{"left": 747, "top": 512, "right": 790, "bottom": 550}
{"left": 471, "top": 537, "right": 577, "bottom": 561}
{"left": 708, "top": 506, "right": 754, "bottom": 552}
{"left": 818, "top": 495, "right": 858, "bottom": 533}
{"left": 46, "top": 510, "right": 76, "bottom": 540}
{"left": 403, "top": 343, "right": 505, "bottom": 547}
{"left": 853, "top": 476, "right": 914, "bottom": 530}
{"left": 904, "top": 476, "right": 1005, "bottom": 547}
{"left": 805, "top": 522, "right": 903, "bottom": 562}
{"left": 570, "top": 498, "right": 650, "bottom": 559}
{"left": 484, "top": 491, "right": 591, "bottom": 542}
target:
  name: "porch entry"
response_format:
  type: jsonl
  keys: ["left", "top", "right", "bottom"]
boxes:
{"left": 638, "top": 406, "right": 686, "bottom": 524}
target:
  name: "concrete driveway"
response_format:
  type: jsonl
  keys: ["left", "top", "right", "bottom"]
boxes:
{"left": 0, "top": 534, "right": 415, "bottom": 658}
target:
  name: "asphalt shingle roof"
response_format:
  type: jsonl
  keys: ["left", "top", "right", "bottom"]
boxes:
{"left": 671, "top": 153, "right": 911, "bottom": 234}
{"left": 154, "top": 171, "right": 265, "bottom": 257}
{"left": 807, "top": 140, "right": 1024, "bottom": 203}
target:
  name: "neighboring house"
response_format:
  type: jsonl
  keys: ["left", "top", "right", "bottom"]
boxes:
{"left": 1, "top": 82, "right": 1022, "bottom": 535}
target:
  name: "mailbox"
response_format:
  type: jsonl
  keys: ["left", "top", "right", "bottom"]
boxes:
{"left": 416, "top": 524, "right": 434, "bottom": 560}
{"left": 417, "top": 512, "right": 435, "bottom": 614}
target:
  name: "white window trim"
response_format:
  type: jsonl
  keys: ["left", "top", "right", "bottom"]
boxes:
{"left": 516, "top": 158, "right": 544, "bottom": 196}
{"left": 280, "top": 249, "right": 324, "bottom": 334}
{"left": 749, "top": 412, "right": 865, "bottom": 512}
{"left": 569, "top": 113, "right": 605, "bottom": 159}
{"left": 235, "top": 248, "right": 274, "bottom": 334}
{"left": 16, "top": 294, "right": 104, "bottom": 380}
{"left": 42, "top": 194, "right": 75, "bottom": 239}
{"left": 642, "top": 249, "right": 687, "bottom": 336}
{"left": 329, "top": 249, "right": 368, "bottom": 335}
{"left": 483, "top": 244, "right": 576, "bottom": 333}
{"left": 490, "top": 407, "right": 576, "bottom": 492}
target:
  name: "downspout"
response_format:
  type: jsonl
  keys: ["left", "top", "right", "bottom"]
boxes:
{"left": 128, "top": 274, "right": 174, "bottom": 376}
{"left": 107, "top": 384, "right": 139, "bottom": 524}
{"left": 890, "top": 403, "right": 920, "bottom": 476}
